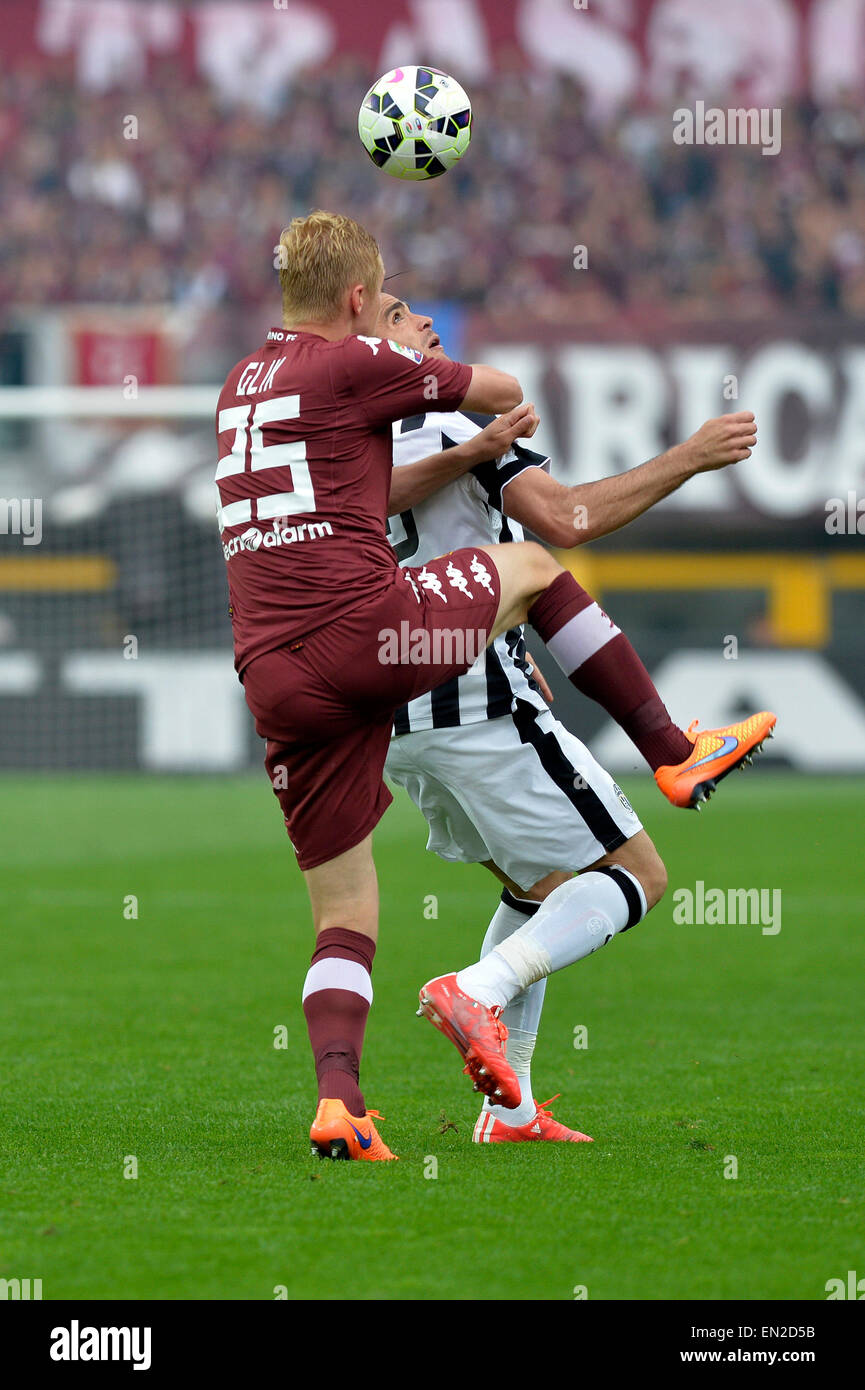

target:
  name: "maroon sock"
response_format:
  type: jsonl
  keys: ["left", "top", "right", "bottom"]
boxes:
{"left": 528, "top": 572, "right": 692, "bottom": 772}
{"left": 302, "top": 927, "right": 376, "bottom": 1116}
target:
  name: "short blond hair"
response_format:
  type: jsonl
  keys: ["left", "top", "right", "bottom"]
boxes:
{"left": 277, "top": 210, "right": 384, "bottom": 324}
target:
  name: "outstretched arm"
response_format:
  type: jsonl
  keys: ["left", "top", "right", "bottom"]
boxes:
{"left": 502, "top": 412, "right": 757, "bottom": 547}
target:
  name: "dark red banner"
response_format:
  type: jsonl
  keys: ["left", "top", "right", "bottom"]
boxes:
{"left": 2, "top": 0, "right": 863, "bottom": 111}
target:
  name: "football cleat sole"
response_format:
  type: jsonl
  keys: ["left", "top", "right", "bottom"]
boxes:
{"left": 418, "top": 975, "right": 521, "bottom": 1108}
{"left": 310, "top": 1138, "right": 351, "bottom": 1160}
{"left": 656, "top": 712, "right": 777, "bottom": 810}
{"left": 691, "top": 725, "right": 775, "bottom": 810}
{"left": 308, "top": 1099, "right": 398, "bottom": 1161}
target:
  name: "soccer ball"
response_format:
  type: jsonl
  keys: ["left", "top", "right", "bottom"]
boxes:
{"left": 357, "top": 66, "right": 472, "bottom": 180}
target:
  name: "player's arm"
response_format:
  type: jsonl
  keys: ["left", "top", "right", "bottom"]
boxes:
{"left": 387, "top": 403, "right": 539, "bottom": 515}
{"left": 458, "top": 364, "right": 523, "bottom": 414}
{"left": 339, "top": 337, "right": 524, "bottom": 428}
{"left": 502, "top": 412, "right": 757, "bottom": 547}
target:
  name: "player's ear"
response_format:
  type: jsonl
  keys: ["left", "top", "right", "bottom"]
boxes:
{"left": 348, "top": 282, "right": 367, "bottom": 319}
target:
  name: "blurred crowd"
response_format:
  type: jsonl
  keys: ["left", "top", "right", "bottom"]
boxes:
{"left": 3, "top": 50, "right": 865, "bottom": 326}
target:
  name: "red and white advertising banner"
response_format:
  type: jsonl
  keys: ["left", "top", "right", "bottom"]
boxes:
{"left": 468, "top": 318, "right": 865, "bottom": 524}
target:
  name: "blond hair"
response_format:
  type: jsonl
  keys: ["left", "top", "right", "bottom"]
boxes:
{"left": 277, "top": 210, "right": 384, "bottom": 324}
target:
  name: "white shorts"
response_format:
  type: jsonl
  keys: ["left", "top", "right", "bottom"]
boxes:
{"left": 384, "top": 703, "right": 643, "bottom": 892}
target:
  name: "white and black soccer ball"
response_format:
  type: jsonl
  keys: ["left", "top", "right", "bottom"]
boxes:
{"left": 357, "top": 66, "right": 472, "bottom": 180}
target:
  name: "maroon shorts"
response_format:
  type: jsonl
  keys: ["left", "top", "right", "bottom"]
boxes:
{"left": 241, "top": 548, "right": 501, "bottom": 870}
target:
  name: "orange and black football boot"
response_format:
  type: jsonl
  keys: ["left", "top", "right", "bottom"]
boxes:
{"left": 309, "top": 1099, "right": 397, "bottom": 1161}
{"left": 654, "top": 712, "right": 777, "bottom": 810}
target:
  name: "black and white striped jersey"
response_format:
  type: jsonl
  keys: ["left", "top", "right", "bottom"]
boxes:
{"left": 387, "top": 408, "right": 551, "bottom": 734}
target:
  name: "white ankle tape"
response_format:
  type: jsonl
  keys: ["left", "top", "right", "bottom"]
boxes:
{"left": 493, "top": 934, "right": 551, "bottom": 990}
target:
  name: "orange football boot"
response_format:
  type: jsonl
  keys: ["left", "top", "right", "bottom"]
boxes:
{"left": 654, "top": 711, "right": 777, "bottom": 810}
{"left": 473, "top": 1095, "right": 593, "bottom": 1144}
{"left": 417, "top": 973, "right": 522, "bottom": 1108}
{"left": 309, "top": 1099, "right": 398, "bottom": 1161}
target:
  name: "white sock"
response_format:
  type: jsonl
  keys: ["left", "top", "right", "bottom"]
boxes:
{"left": 480, "top": 1026, "right": 537, "bottom": 1126}
{"left": 479, "top": 892, "right": 548, "bottom": 1126}
{"left": 480, "top": 893, "right": 548, "bottom": 1035}
{"left": 456, "top": 867, "right": 647, "bottom": 1009}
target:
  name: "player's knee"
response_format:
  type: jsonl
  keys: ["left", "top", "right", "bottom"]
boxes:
{"left": 610, "top": 831, "right": 667, "bottom": 915}
{"left": 639, "top": 851, "right": 667, "bottom": 912}
{"left": 520, "top": 540, "right": 562, "bottom": 596}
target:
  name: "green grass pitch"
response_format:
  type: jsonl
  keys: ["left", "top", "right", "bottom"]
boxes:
{"left": 1, "top": 772, "right": 863, "bottom": 1301}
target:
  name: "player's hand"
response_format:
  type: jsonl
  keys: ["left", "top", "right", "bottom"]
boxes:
{"left": 685, "top": 412, "right": 757, "bottom": 471}
{"left": 524, "top": 648, "right": 554, "bottom": 703}
{"left": 460, "top": 403, "right": 541, "bottom": 466}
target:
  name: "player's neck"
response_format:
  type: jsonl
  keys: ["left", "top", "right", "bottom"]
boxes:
{"left": 284, "top": 316, "right": 358, "bottom": 343}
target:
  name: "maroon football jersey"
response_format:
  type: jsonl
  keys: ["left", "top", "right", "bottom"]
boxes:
{"left": 215, "top": 329, "right": 472, "bottom": 671}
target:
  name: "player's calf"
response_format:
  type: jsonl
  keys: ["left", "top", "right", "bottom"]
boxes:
{"left": 301, "top": 838, "right": 380, "bottom": 1123}
{"left": 481, "top": 555, "right": 702, "bottom": 776}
